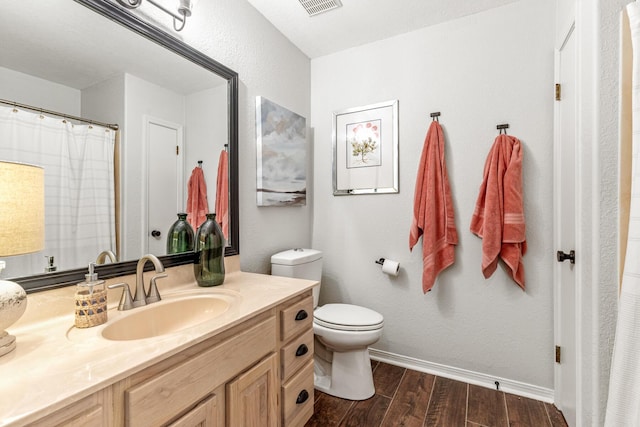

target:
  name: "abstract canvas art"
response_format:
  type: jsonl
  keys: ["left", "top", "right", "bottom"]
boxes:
{"left": 256, "top": 97, "right": 307, "bottom": 206}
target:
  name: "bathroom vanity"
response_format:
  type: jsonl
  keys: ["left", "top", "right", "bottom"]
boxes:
{"left": 0, "top": 260, "right": 315, "bottom": 426}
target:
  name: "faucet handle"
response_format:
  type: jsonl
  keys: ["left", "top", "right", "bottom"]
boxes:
{"left": 146, "top": 273, "right": 168, "bottom": 304}
{"left": 108, "top": 282, "right": 134, "bottom": 311}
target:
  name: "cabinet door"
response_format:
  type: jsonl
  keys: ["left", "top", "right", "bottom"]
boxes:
{"left": 167, "top": 393, "right": 222, "bottom": 427}
{"left": 227, "top": 354, "right": 278, "bottom": 427}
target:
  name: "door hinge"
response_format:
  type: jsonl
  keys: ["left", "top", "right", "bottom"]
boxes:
{"left": 555, "top": 345, "right": 561, "bottom": 364}
{"left": 555, "top": 83, "right": 561, "bottom": 101}
{"left": 176, "top": 145, "right": 179, "bottom": 155}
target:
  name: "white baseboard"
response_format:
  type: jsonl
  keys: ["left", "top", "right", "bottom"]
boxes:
{"left": 369, "top": 348, "right": 554, "bottom": 403}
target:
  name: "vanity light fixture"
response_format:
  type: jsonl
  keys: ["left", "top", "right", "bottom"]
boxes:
{"left": 116, "top": 0, "right": 194, "bottom": 31}
{"left": 0, "top": 161, "right": 44, "bottom": 357}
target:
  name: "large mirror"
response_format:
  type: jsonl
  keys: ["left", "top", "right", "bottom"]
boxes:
{"left": 0, "top": 0, "right": 239, "bottom": 291}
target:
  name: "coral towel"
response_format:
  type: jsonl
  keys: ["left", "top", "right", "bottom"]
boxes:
{"left": 186, "top": 166, "right": 209, "bottom": 230}
{"left": 215, "top": 149, "right": 229, "bottom": 240}
{"left": 409, "top": 121, "right": 458, "bottom": 293}
{"left": 470, "top": 134, "right": 527, "bottom": 290}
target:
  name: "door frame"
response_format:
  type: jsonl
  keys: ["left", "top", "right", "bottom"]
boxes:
{"left": 553, "top": 20, "right": 580, "bottom": 425}
{"left": 553, "top": 1, "right": 621, "bottom": 425}
{"left": 141, "top": 115, "right": 184, "bottom": 253}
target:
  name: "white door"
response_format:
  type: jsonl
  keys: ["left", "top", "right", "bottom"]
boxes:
{"left": 553, "top": 23, "right": 577, "bottom": 427}
{"left": 143, "top": 117, "right": 184, "bottom": 255}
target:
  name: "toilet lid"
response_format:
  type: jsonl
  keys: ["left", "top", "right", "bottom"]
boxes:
{"left": 314, "top": 304, "right": 384, "bottom": 331}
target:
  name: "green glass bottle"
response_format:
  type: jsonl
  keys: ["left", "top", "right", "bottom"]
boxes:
{"left": 194, "top": 213, "right": 225, "bottom": 286}
{"left": 166, "top": 213, "right": 195, "bottom": 254}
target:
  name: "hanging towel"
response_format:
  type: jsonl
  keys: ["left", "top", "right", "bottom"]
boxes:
{"left": 215, "top": 149, "right": 229, "bottom": 240}
{"left": 470, "top": 134, "right": 526, "bottom": 289}
{"left": 186, "top": 166, "right": 209, "bottom": 230}
{"left": 409, "top": 121, "right": 458, "bottom": 293}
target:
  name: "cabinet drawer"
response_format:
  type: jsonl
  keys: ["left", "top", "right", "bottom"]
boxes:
{"left": 282, "top": 361, "right": 314, "bottom": 427}
{"left": 126, "top": 317, "right": 275, "bottom": 427}
{"left": 280, "top": 328, "right": 314, "bottom": 382}
{"left": 280, "top": 296, "right": 313, "bottom": 343}
{"left": 27, "top": 389, "right": 111, "bottom": 427}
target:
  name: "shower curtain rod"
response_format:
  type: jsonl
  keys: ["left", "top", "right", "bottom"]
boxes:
{"left": 0, "top": 98, "right": 119, "bottom": 131}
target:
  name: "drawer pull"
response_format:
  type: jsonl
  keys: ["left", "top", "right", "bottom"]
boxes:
{"left": 295, "top": 343, "right": 309, "bottom": 357}
{"left": 296, "top": 389, "right": 309, "bottom": 405}
{"left": 295, "top": 310, "right": 308, "bottom": 321}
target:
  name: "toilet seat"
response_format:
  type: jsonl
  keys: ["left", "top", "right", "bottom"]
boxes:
{"left": 314, "top": 303, "right": 384, "bottom": 332}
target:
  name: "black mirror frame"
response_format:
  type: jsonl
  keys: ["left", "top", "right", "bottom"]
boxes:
{"left": 15, "top": 0, "right": 239, "bottom": 292}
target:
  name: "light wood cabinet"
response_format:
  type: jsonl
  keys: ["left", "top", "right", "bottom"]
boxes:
{"left": 122, "top": 313, "right": 276, "bottom": 427}
{"left": 226, "top": 354, "right": 278, "bottom": 426}
{"left": 166, "top": 393, "right": 223, "bottom": 427}
{"left": 25, "top": 388, "right": 112, "bottom": 427}
{"left": 22, "top": 290, "right": 315, "bottom": 427}
{"left": 278, "top": 295, "right": 314, "bottom": 426}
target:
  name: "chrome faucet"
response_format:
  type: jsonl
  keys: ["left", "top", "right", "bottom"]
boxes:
{"left": 95, "top": 250, "right": 117, "bottom": 264}
{"left": 132, "top": 254, "right": 165, "bottom": 308}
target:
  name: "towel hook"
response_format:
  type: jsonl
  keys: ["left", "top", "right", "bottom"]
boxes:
{"left": 497, "top": 124, "right": 509, "bottom": 135}
{"left": 430, "top": 112, "right": 441, "bottom": 122}
{"left": 197, "top": 160, "right": 203, "bottom": 167}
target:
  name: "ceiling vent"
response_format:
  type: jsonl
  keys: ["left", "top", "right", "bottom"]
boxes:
{"left": 298, "top": 0, "right": 343, "bottom": 17}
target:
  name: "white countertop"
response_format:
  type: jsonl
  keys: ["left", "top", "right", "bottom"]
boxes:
{"left": 0, "top": 259, "right": 316, "bottom": 426}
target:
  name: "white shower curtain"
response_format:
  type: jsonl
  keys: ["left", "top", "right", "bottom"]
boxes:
{"left": 0, "top": 105, "right": 116, "bottom": 277}
{"left": 605, "top": 3, "right": 640, "bottom": 426}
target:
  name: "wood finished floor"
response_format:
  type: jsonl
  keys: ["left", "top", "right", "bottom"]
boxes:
{"left": 305, "top": 361, "right": 568, "bottom": 427}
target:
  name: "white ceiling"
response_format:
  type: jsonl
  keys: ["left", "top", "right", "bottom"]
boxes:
{"left": 0, "top": 0, "right": 224, "bottom": 94}
{"left": 247, "top": 0, "right": 522, "bottom": 58}
{"left": 1, "top": 0, "right": 524, "bottom": 91}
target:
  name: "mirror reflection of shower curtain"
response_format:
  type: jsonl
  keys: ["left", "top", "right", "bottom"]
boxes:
{"left": 0, "top": 105, "right": 116, "bottom": 278}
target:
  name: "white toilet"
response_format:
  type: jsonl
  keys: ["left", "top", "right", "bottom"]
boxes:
{"left": 271, "top": 248, "right": 384, "bottom": 401}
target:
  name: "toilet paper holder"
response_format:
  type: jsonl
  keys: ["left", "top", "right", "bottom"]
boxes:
{"left": 375, "top": 257, "right": 401, "bottom": 276}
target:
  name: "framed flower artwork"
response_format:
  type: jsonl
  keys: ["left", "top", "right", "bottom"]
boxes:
{"left": 332, "top": 100, "right": 399, "bottom": 195}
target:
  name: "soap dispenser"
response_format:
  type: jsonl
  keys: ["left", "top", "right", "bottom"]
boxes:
{"left": 74, "top": 262, "right": 108, "bottom": 328}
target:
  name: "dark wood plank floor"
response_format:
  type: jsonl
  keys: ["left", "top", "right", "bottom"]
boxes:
{"left": 306, "top": 361, "right": 568, "bottom": 427}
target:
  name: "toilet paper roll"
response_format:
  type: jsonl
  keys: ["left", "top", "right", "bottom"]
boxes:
{"left": 382, "top": 259, "right": 400, "bottom": 276}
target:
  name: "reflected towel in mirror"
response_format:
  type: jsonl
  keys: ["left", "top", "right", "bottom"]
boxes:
{"left": 215, "top": 149, "right": 229, "bottom": 240}
{"left": 187, "top": 166, "right": 209, "bottom": 230}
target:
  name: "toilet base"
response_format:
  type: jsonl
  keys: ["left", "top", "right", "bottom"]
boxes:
{"left": 313, "top": 347, "right": 375, "bottom": 400}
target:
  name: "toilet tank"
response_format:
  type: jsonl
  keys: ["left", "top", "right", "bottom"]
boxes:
{"left": 271, "top": 248, "right": 322, "bottom": 307}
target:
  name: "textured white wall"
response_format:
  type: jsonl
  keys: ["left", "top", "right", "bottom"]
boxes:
{"left": 311, "top": 0, "right": 555, "bottom": 389}
{"left": 119, "top": 0, "right": 314, "bottom": 272}
{"left": 122, "top": 73, "right": 185, "bottom": 260}
{"left": 81, "top": 75, "right": 125, "bottom": 127}
{"left": 185, "top": 85, "right": 228, "bottom": 212}
{"left": 592, "top": 0, "right": 627, "bottom": 424}
{"left": 0, "top": 67, "right": 80, "bottom": 115}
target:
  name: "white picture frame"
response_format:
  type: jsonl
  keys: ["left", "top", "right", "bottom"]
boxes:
{"left": 333, "top": 100, "right": 399, "bottom": 195}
